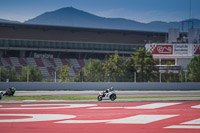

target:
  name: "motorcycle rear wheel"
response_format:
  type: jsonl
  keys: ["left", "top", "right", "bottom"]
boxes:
{"left": 97, "top": 95, "right": 103, "bottom": 101}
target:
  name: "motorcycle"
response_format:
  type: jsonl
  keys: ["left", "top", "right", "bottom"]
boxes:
{"left": 0, "top": 92, "right": 3, "bottom": 100}
{"left": 2, "top": 87, "right": 16, "bottom": 96}
{"left": 97, "top": 90, "right": 117, "bottom": 101}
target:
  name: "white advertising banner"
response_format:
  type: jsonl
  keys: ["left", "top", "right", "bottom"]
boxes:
{"left": 173, "top": 44, "right": 190, "bottom": 55}
{"left": 146, "top": 43, "right": 200, "bottom": 56}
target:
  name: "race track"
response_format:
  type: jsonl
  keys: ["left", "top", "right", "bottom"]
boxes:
{"left": 15, "top": 90, "right": 200, "bottom": 96}
{"left": 0, "top": 101, "right": 200, "bottom": 133}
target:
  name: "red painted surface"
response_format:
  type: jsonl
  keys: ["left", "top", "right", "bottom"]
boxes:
{"left": 0, "top": 101, "right": 199, "bottom": 133}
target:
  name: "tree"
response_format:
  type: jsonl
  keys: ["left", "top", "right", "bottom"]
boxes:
{"left": 103, "top": 51, "right": 126, "bottom": 82}
{"left": 0, "top": 67, "right": 19, "bottom": 82}
{"left": 187, "top": 55, "right": 200, "bottom": 82}
{"left": 20, "top": 66, "right": 43, "bottom": 82}
{"left": 134, "top": 48, "right": 157, "bottom": 82}
{"left": 179, "top": 69, "right": 187, "bottom": 82}
{"left": 57, "top": 65, "right": 70, "bottom": 82}
{"left": 160, "top": 62, "right": 179, "bottom": 82}
{"left": 82, "top": 59, "right": 104, "bottom": 82}
{"left": 8, "top": 67, "right": 20, "bottom": 81}
{"left": 125, "top": 54, "right": 136, "bottom": 82}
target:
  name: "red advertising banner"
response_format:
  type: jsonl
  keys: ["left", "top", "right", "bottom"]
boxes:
{"left": 150, "top": 45, "right": 173, "bottom": 55}
{"left": 194, "top": 45, "right": 200, "bottom": 55}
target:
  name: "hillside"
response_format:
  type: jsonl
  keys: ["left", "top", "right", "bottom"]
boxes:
{"left": 1, "top": 7, "right": 200, "bottom": 32}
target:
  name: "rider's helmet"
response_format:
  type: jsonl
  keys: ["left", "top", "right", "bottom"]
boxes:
{"left": 110, "top": 87, "right": 114, "bottom": 91}
{"left": 11, "top": 87, "right": 16, "bottom": 93}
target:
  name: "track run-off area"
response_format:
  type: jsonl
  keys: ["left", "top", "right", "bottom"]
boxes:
{"left": 0, "top": 101, "right": 200, "bottom": 133}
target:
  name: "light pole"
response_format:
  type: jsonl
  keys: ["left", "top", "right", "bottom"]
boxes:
{"left": 184, "top": 70, "right": 188, "bottom": 82}
{"left": 54, "top": 71, "right": 57, "bottom": 82}
{"left": 134, "top": 72, "right": 136, "bottom": 83}
{"left": 27, "top": 67, "right": 29, "bottom": 82}
{"left": 160, "top": 72, "right": 161, "bottom": 83}
{"left": 159, "top": 71, "right": 163, "bottom": 83}
{"left": 0, "top": 68, "right": 1, "bottom": 82}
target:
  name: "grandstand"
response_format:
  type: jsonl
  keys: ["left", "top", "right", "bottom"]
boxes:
{"left": 0, "top": 22, "right": 167, "bottom": 78}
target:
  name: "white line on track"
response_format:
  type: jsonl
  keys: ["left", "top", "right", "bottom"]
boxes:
{"left": 0, "top": 104, "right": 97, "bottom": 110}
{"left": 181, "top": 118, "right": 200, "bottom": 124}
{"left": 126, "top": 102, "right": 181, "bottom": 109}
{"left": 0, "top": 114, "right": 76, "bottom": 122}
{"left": 191, "top": 105, "right": 200, "bottom": 109}
{"left": 165, "top": 118, "right": 200, "bottom": 129}
{"left": 165, "top": 125, "right": 200, "bottom": 129}
{"left": 89, "top": 103, "right": 181, "bottom": 109}
{"left": 56, "top": 115, "right": 178, "bottom": 124}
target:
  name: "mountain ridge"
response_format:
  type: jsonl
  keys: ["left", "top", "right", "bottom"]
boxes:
{"left": 0, "top": 18, "right": 20, "bottom": 24}
{"left": 1, "top": 7, "right": 200, "bottom": 32}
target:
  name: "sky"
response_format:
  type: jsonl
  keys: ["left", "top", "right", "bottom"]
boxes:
{"left": 0, "top": 0, "right": 200, "bottom": 23}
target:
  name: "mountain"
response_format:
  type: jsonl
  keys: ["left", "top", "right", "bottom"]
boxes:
{"left": 24, "top": 7, "right": 145, "bottom": 30}
{"left": 24, "top": 7, "right": 200, "bottom": 32}
{"left": 0, "top": 18, "right": 20, "bottom": 24}
{"left": 5, "top": 7, "right": 200, "bottom": 32}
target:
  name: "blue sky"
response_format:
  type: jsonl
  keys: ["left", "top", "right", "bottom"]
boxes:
{"left": 0, "top": 0, "right": 200, "bottom": 23}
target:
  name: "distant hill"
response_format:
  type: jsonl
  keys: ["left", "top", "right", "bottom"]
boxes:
{"left": 0, "top": 18, "right": 20, "bottom": 24}
{"left": 24, "top": 7, "right": 143, "bottom": 30}
{"left": 2, "top": 7, "right": 200, "bottom": 32}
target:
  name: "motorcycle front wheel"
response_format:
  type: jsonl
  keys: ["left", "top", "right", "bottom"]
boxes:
{"left": 110, "top": 94, "right": 117, "bottom": 101}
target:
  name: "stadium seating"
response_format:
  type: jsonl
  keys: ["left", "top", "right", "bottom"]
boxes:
{"left": 0, "top": 57, "right": 89, "bottom": 78}
{"left": 47, "top": 67, "right": 55, "bottom": 76}
{"left": 10, "top": 57, "right": 20, "bottom": 66}
{"left": 35, "top": 58, "right": 45, "bottom": 67}
{"left": 40, "top": 67, "right": 50, "bottom": 77}
{"left": 0, "top": 58, "right": 3, "bottom": 66}
{"left": 77, "top": 59, "right": 85, "bottom": 68}
{"left": 4, "top": 57, "right": 12, "bottom": 66}
{"left": 48, "top": 58, "right": 57, "bottom": 67}
{"left": 26, "top": 58, "right": 37, "bottom": 66}
{"left": 54, "top": 58, "right": 63, "bottom": 67}
{"left": 18, "top": 58, "right": 28, "bottom": 66}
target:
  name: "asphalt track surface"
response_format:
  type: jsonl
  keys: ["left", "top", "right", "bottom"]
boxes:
{"left": 0, "top": 101, "right": 200, "bottom": 133}
{"left": 10, "top": 90, "right": 200, "bottom": 101}
{"left": 14, "top": 90, "right": 200, "bottom": 97}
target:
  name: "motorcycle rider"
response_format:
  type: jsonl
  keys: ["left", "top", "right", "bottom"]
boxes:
{"left": 3, "top": 87, "right": 16, "bottom": 96}
{"left": 0, "top": 92, "right": 2, "bottom": 100}
{"left": 103, "top": 87, "right": 114, "bottom": 96}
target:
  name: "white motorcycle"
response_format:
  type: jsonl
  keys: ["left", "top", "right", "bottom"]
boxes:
{"left": 97, "top": 90, "right": 117, "bottom": 101}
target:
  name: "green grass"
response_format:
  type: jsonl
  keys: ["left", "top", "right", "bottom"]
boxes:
{"left": 2, "top": 95, "right": 96, "bottom": 100}
{"left": 1, "top": 95, "right": 200, "bottom": 100}
{"left": 117, "top": 96, "right": 200, "bottom": 99}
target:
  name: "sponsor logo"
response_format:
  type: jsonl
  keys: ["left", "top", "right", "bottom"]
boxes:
{"left": 150, "top": 45, "right": 173, "bottom": 54}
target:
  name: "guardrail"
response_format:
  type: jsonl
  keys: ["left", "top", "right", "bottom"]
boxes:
{"left": 0, "top": 82, "right": 200, "bottom": 91}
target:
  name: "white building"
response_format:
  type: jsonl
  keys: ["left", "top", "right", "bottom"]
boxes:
{"left": 188, "top": 28, "right": 200, "bottom": 43}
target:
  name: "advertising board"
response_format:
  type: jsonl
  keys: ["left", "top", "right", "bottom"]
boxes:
{"left": 174, "top": 44, "right": 189, "bottom": 55}
{"left": 194, "top": 45, "right": 200, "bottom": 55}
{"left": 147, "top": 44, "right": 200, "bottom": 56}
{"left": 149, "top": 45, "right": 173, "bottom": 55}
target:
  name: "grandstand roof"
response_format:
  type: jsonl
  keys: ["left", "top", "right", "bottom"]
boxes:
{"left": 0, "top": 22, "right": 167, "bottom": 45}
